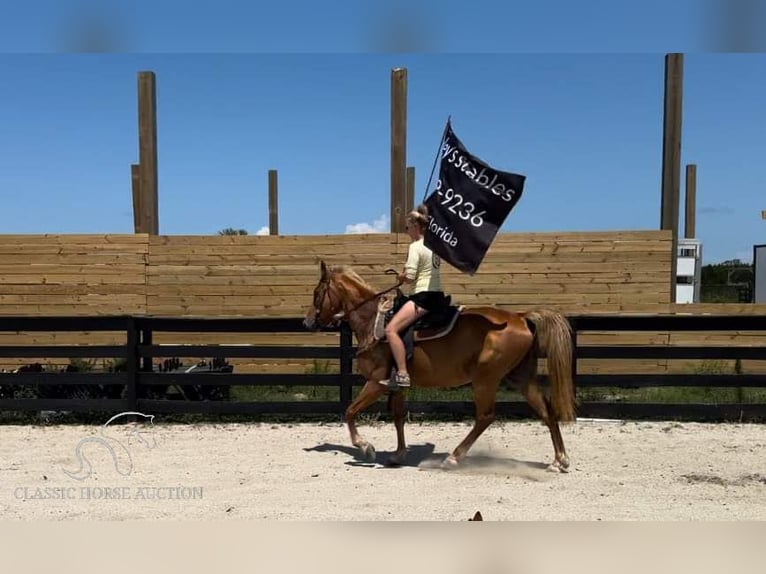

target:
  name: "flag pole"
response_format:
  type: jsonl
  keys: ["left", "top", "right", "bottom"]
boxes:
{"left": 421, "top": 116, "right": 451, "bottom": 204}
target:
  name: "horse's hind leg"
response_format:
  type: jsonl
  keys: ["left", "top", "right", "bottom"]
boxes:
{"left": 345, "top": 380, "right": 387, "bottom": 462}
{"left": 442, "top": 375, "right": 499, "bottom": 469}
{"left": 521, "top": 378, "right": 569, "bottom": 473}
{"left": 504, "top": 348, "right": 569, "bottom": 472}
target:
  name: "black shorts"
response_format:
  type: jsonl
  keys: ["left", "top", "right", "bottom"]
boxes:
{"left": 408, "top": 291, "right": 447, "bottom": 313}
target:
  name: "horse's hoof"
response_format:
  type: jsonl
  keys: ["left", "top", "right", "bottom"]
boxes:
{"left": 359, "top": 443, "right": 376, "bottom": 463}
{"left": 547, "top": 460, "right": 570, "bottom": 473}
{"left": 441, "top": 455, "right": 459, "bottom": 470}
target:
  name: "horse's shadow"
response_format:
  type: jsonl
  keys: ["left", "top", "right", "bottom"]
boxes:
{"left": 304, "top": 442, "right": 437, "bottom": 468}
{"left": 303, "top": 442, "right": 552, "bottom": 478}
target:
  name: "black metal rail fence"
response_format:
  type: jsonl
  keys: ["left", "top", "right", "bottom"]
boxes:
{"left": 0, "top": 314, "right": 765, "bottom": 422}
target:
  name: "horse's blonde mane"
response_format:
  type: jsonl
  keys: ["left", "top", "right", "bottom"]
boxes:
{"left": 328, "top": 264, "right": 374, "bottom": 292}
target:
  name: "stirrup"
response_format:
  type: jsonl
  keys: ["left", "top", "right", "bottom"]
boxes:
{"left": 394, "top": 371, "right": 411, "bottom": 387}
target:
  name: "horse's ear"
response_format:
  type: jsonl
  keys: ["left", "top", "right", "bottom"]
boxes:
{"left": 320, "top": 260, "right": 328, "bottom": 278}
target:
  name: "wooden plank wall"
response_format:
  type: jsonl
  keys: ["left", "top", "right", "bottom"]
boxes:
{"left": 0, "top": 234, "right": 148, "bottom": 316}
{"left": 0, "top": 230, "right": 671, "bottom": 373}
{"left": 145, "top": 230, "right": 673, "bottom": 316}
{"left": 0, "top": 230, "right": 673, "bottom": 318}
{"left": 0, "top": 234, "right": 147, "bottom": 370}
{"left": 145, "top": 233, "right": 408, "bottom": 375}
{"left": 1, "top": 230, "right": 764, "bottom": 377}
{"left": 143, "top": 230, "right": 672, "bottom": 378}
{"left": 438, "top": 230, "right": 672, "bottom": 314}
{"left": 146, "top": 233, "right": 408, "bottom": 316}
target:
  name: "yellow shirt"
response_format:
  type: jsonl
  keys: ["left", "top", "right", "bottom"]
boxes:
{"left": 404, "top": 238, "right": 442, "bottom": 294}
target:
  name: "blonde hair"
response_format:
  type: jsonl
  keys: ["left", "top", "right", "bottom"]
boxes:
{"left": 406, "top": 203, "right": 429, "bottom": 232}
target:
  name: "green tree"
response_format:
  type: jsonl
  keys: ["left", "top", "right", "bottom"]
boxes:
{"left": 700, "top": 258, "right": 754, "bottom": 303}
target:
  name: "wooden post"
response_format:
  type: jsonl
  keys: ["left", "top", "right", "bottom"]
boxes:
{"left": 140, "top": 328, "right": 153, "bottom": 373}
{"left": 125, "top": 317, "right": 138, "bottom": 413}
{"left": 138, "top": 71, "right": 159, "bottom": 235}
{"left": 660, "top": 53, "right": 683, "bottom": 302}
{"left": 131, "top": 163, "right": 142, "bottom": 233}
{"left": 268, "top": 169, "right": 279, "bottom": 235}
{"left": 390, "top": 68, "right": 407, "bottom": 233}
{"left": 405, "top": 166, "right": 415, "bottom": 214}
{"left": 684, "top": 164, "right": 696, "bottom": 239}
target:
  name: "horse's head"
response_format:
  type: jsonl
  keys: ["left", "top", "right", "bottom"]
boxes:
{"left": 303, "top": 260, "right": 346, "bottom": 330}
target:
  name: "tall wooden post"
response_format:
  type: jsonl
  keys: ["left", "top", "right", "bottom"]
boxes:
{"left": 390, "top": 68, "right": 408, "bottom": 233}
{"left": 660, "top": 53, "right": 683, "bottom": 302}
{"left": 684, "top": 164, "right": 696, "bottom": 239}
{"left": 268, "top": 169, "right": 279, "bottom": 235}
{"left": 131, "top": 164, "right": 141, "bottom": 232}
{"left": 138, "top": 71, "right": 159, "bottom": 234}
{"left": 405, "top": 166, "right": 415, "bottom": 215}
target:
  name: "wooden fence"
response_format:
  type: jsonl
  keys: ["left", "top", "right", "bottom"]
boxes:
{"left": 0, "top": 230, "right": 675, "bottom": 373}
{"left": 0, "top": 313, "right": 765, "bottom": 422}
{"left": 2, "top": 231, "right": 766, "bottom": 379}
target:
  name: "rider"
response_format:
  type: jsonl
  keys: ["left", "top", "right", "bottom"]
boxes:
{"left": 384, "top": 203, "right": 445, "bottom": 388}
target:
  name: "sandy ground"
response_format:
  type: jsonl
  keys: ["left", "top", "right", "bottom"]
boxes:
{"left": 1, "top": 417, "right": 765, "bottom": 521}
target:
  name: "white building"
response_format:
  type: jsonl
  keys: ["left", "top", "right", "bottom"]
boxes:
{"left": 675, "top": 238, "right": 702, "bottom": 304}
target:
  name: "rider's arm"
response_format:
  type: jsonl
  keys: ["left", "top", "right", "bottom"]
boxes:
{"left": 400, "top": 244, "right": 418, "bottom": 285}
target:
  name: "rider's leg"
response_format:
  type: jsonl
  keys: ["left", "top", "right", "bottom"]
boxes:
{"left": 384, "top": 301, "right": 425, "bottom": 384}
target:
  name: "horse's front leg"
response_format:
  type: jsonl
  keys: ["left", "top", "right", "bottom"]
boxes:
{"left": 345, "top": 380, "right": 387, "bottom": 462}
{"left": 385, "top": 389, "right": 408, "bottom": 466}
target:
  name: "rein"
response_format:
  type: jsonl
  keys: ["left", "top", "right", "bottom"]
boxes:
{"left": 334, "top": 269, "right": 402, "bottom": 320}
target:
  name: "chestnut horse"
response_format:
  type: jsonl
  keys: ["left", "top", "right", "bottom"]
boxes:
{"left": 302, "top": 261, "right": 576, "bottom": 472}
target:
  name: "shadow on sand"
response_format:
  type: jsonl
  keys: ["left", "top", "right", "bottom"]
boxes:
{"left": 304, "top": 442, "right": 554, "bottom": 481}
{"left": 304, "top": 442, "right": 437, "bottom": 468}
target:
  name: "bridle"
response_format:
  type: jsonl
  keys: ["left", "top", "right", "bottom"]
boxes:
{"left": 313, "top": 269, "right": 402, "bottom": 329}
{"left": 312, "top": 276, "right": 341, "bottom": 328}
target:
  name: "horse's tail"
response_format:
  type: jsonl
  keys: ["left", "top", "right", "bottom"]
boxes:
{"left": 524, "top": 309, "right": 576, "bottom": 423}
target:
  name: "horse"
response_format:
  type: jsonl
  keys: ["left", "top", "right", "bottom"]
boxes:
{"left": 302, "top": 260, "right": 576, "bottom": 472}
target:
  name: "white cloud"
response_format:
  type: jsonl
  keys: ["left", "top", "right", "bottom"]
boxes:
{"left": 345, "top": 214, "right": 388, "bottom": 234}
{"left": 255, "top": 226, "right": 270, "bottom": 236}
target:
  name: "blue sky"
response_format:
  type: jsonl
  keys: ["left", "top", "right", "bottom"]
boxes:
{"left": 0, "top": 52, "right": 764, "bottom": 264}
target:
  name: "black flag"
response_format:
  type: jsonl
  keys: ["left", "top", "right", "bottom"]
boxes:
{"left": 423, "top": 120, "right": 526, "bottom": 275}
